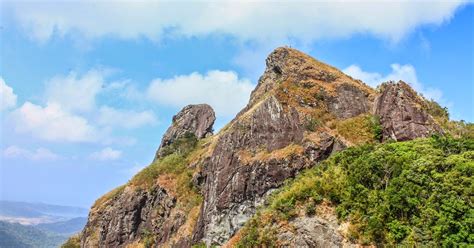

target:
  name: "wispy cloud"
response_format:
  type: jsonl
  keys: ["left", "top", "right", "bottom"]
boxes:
{"left": 89, "top": 147, "right": 122, "bottom": 161}
{"left": 343, "top": 64, "right": 445, "bottom": 104}
{"left": 2, "top": 145, "right": 60, "bottom": 160}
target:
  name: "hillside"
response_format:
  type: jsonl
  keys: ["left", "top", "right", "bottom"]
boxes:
{"left": 0, "top": 221, "right": 67, "bottom": 248}
{"left": 73, "top": 47, "right": 473, "bottom": 247}
{"left": 233, "top": 136, "right": 473, "bottom": 247}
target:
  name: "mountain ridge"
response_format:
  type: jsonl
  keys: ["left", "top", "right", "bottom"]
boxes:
{"left": 74, "top": 47, "right": 471, "bottom": 247}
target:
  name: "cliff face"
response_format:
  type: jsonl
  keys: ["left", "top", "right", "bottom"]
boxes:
{"left": 80, "top": 47, "right": 443, "bottom": 247}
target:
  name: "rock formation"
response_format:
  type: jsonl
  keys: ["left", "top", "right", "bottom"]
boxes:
{"left": 375, "top": 81, "right": 442, "bottom": 141}
{"left": 155, "top": 104, "right": 215, "bottom": 160}
{"left": 79, "top": 47, "right": 443, "bottom": 248}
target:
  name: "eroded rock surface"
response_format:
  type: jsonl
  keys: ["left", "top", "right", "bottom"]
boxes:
{"left": 375, "top": 81, "right": 441, "bottom": 141}
{"left": 155, "top": 104, "right": 215, "bottom": 160}
{"left": 81, "top": 186, "right": 175, "bottom": 248}
{"left": 328, "top": 82, "right": 371, "bottom": 119}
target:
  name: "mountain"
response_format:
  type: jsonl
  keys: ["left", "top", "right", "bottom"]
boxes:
{"left": 37, "top": 217, "right": 87, "bottom": 235}
{"left": 0, "top": 201, "right": 88, "bottom": 225}
{"left": 74, "top": 47, "right": 473, "bottom": 247}
{"left": 0, "top": 201, "right": 87, "bottom": 248}
{"left": 0, "top": 221, "right": 67, "bottom": 248}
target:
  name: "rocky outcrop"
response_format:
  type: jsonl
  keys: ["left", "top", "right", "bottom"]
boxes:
{"left": 155, "top": 104, "right": 215, "bottom": 160}
{"left": 80, "top": 47, "right": 446, "bottom": 248}
{"left": 375, "top": 81, "right": 441, "bottom": 141}
{"left": 81, "top": 185, "right": 175, "bottom": 248}
{"left": 272, "top": 202, "right": 356, "bottom": 248}
{"left": 192, "top": 48, "right": 364, "bottom": 246}
{"left": 327, "top": 82, "right": 372, "bottom": 119}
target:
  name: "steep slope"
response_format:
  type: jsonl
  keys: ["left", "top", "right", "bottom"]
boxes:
{"left": 78, "top": 47, "right": 447, "bottom": 247}
{"left": 233, "top": 136, "right": 473, "bottom": 247}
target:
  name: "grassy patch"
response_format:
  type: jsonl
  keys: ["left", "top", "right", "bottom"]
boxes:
{"left": 336, "top": 114, "right": 382, "bottom": 145}
{"left": 61, "top": 234, "right": 81, "bottom": 248}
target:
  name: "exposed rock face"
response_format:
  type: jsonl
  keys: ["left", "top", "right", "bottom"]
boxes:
{"left": 155, "top": 104, "right": 215, "bottom": 160}
{"left": 274, "top": 203, "right": 356, "bottom": 248}
{"left": 328, "top": 82, "right": 371, "bottom": 119}
{"left": 192, "top": 48, "right": 363, "bottom": 246}
{"left": 81, "top": 185, "right": 176, "bottom": 248}
{"left": 375, "top": 81, "right": 441, "bottom": 141}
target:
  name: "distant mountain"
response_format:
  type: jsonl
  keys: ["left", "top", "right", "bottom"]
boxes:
{"left": 0, "top": 201, "right": 88, "bottom": 218}
{"left": 0, "top": 221, "right": 66, "bottom": 248}
{"left": 37, "top": 217, "right": 87, "bottom": 235}
{"left": 0, "top": 201, "right": 88, "bottom": 226}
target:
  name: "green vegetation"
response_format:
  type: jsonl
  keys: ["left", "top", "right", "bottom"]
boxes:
{"left": 0, "top": 221, "right": 67, "bottom": 248}
{"left": 305, "top": 117, "right": 322, "bottom": 131}
{"left": 237, "top": 136, "right": 474, "bottom": 247}
{"left": 61, "top": 234, "right": 80, "bottom": 248}
{"left": 425, "top": 99, "right": 450, "bottom": 120}
{"left": 130, "top": 132, "right": 203, "bottom": 211}
{"left": 336, "top": 114, "right": 382, "bottom": 145}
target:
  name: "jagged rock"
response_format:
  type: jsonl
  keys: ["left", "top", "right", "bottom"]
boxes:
{"left": 273, "top": 203, "right": 356, "bottom": 248}
{"left": 374, "top": 81, "right": 441, "bottom": 141}
{"left": 81, "top": 185, "right": 175, "bottom": 248}
{"left": 193, "top": 95, "right": 308, "bottom": 245}
{"left": 155, "top": 104, "right": 215, "bottom": 160}
{"left": 327, "top": 82, "right": 372, "bottom": 119}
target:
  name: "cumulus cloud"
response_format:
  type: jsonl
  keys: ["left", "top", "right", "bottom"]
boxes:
{"left": 44, "top": 70, "right": 105, "bottom": 112}
{"left": 98, "top": 106, "right": 157, "bottom": 129}
{"left": 343, "top": 64, "right": 444, "bottom": 102}
{"left": 10, "top": 102, "right": 98, "bottom": 142}
{"left": 89, "top": 147, "right": 122, "bottom": 161}
{"left": 6, "top": 1, "right": 466, "bottom": 43}
{"left": 0, "top": 77, "right": 17, "bottom": 111}
{"left": 2, "top": 145, "right": 60, "bottom": 160}
{"left": 147, "top": 70, "right": 254, "bottom": 118}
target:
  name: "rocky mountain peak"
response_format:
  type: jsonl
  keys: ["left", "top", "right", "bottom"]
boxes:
{"left": 79, "top": 48, "right": 446, "bottom": 248}
{"left": 247, "top": 47, "right": 349, "bottom": 108}
{"left": 155, "top": 104, "right": 215, "bottom": 160}
{"left": 375, "top": 80, "right": 442, "bottom": 141}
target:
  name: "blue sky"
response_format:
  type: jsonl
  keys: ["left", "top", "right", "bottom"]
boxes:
{"left": 0, "top": 1, "right": 473, "bottom": 208}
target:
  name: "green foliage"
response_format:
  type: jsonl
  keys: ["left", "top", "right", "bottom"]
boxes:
{"left": 61, "top": 234, "right": 81, "bottom": 248}
{"left": 236, "top": 215, "right": 277, "bottom": 248}
{"left": 425, "top": 99, "right": 449, "bottom": 120}
{"left": 191, "top": 242, "right": 207, "bottom": 248}
{"left": 159, "top": 132, "right": 198, "bottom": 157}
{"left": 239, "top": 136, "right": 474, "bottom": 246}
{"left": 305, "top": 117, "right": 321, "bottom": 131}
{"left": 370, "top": 115, "right": 383, "bottom": 141}
{"left": 141, "top": 228, "right": 154, "bottom": 248}
{"left": 0, "top": 221, "right": 67, "bottom": 248}
{"left": 336, "top": 114, "right": 383, "bottom": 145}
{"left": 130, "top": 133, "right": 203, "bottom": 212}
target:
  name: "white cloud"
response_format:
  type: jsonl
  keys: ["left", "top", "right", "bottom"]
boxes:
{"left": 147, "top": 70, "right": 254, "bottom": 118}
{"left": 0, "top": 77, "right": 18, "bottom": 111}
{"left": 89, "top": 147, "right": 122, "bottom": 161}
{"left": 6, "top": 1, "right": 466, "bottom": 43}
{"left": 10, "top": 102, "right": 98, "bottom": 142}
{"left": 44, "top": 70, "right": 105, "bottom": 112}
{"left": 98, "top": 106, "right": 157, "bottom": 129}
{"left": 2, "top": 145, "right": 60, "bottom": 160}
{"left": 343, "top": 63, "right": 444, "bottom": 103}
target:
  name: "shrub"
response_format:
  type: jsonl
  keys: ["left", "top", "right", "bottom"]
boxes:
{"left": 305, "top": 117, "right": 321, "bottom": 131}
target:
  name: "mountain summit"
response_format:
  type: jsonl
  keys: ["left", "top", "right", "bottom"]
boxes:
{"left": 76, "top": 47, "right": 467, "bottom": 247}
